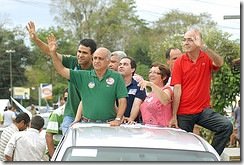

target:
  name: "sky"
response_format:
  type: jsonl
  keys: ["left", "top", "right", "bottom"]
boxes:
{"left": 0, "top": 0, "right": 241, "bottom": 41}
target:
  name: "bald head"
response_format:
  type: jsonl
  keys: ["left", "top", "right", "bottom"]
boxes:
{"left": 93, "top": 47, "right": 111, "bottom": 71}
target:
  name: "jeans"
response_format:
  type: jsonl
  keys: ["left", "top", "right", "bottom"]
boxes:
{"left": 61, "top": 116, "right": 74, "bottom": 135}
{"left": 177, "top": 108, "right": 233, "bottom": 155}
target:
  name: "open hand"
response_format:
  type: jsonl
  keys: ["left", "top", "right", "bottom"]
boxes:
{"left": 47, "top": 33, "right": 57, "bottom": 53}
{"left": 26, "top": 21, "right": 36, "bottom": 39}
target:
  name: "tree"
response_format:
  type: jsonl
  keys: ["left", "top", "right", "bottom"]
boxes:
{"left": 148, "top": 10, "right": 217, "bottom": 63}
{"left": 50, "top": 0, "right": 147, "bottom": 50}
{"left": 25, "top": 26, "right": 77, "bottom": 104}
{"left": 0, "top": 27, "right": 31, "bottom": 99}
{"left": 205, "top": 30, "right": 240, "bottom": 113}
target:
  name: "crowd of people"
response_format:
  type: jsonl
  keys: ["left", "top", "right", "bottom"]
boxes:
{"left": 0, "top": 21, "right": 239, "bottom": 161}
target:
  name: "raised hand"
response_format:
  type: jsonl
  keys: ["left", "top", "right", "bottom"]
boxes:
{"left": 138, "top": 80, "right": 150, "bottom": 91}
{"left": 47, "top": 33, "right": 57, "bottom": 53}
{"left": 26, "top": 21, "right": 36, "bottom": 39}
{"left": 192, "top": 31, "right": 204, "bottom": 48}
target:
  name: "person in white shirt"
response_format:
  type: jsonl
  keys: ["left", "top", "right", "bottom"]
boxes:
{"left": 0, "top": 112, "right": 30, "bottom": 161}
{"left": 3, "top": 106, "right": 16, "bottom": 127}
{"left": 4, "top": 115, "right": 46, "bottom": 161}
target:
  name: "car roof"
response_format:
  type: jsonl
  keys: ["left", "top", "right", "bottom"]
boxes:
{"left": 64, "top": 123, "right": 210, "bottom": 152}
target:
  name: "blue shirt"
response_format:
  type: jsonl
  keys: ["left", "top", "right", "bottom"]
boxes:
{"left": 125, "top": 79, "right": 146, "bottom": 122}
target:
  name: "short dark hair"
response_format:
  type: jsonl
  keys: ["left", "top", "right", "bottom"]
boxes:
{"left": 15, "top": 112, "right": 30, "bottom": 125}
{"left": 79, "top": 39, "right": 97, "bottom": 54}
{"left": 30, "top": 115, "right": 44, "bottom": 130}
{"left": 121, "top": 56, "right": 137, "bottom": 75}
{"left": 165, "top": 48, "right": 174, "bottom": 60}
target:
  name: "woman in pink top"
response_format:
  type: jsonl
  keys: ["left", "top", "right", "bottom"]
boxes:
{"left": 139, "top": 62, "right": 172, "bottom": 127}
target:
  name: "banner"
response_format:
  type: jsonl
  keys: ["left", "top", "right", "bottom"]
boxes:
{"left": 40, "top": 83, "right": 52, "bottom": 100}
{"left": 11, "top": 97, "right": 32, "bottom": 119}
{"left": 13, "top": 87, "right": 30, "bottom": 100}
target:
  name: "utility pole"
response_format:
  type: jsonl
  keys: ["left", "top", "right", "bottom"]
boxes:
{"left": 5, "top": 49, "right": 16, "bottom": 104}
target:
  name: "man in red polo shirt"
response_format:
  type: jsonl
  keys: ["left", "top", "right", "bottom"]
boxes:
{"left": 170, "top": 28, "right": 233, "bottom": 156}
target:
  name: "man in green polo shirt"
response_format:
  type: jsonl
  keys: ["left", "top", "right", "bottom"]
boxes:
{"left": 45, "top": 88, "right": 68, "bottom": 158}
{"left": 47, "top": 34, "right": 127, "bottom": 126}
{"left": 26, "top": 21, "right": 97, "bottom": 133}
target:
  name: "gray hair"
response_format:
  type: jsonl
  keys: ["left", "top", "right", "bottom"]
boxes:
{"left": 111, "top": 51, "right": 127, "bottom": 60}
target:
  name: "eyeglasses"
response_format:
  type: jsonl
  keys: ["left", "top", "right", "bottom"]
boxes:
{"left": 182, "top": 38, "right": 194, "bottom": 43}
{"left": 149, "top": 71, "right": 161, "bottom": 75}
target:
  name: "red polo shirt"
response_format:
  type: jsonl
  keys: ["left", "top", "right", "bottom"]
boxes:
{"left": 170, "top": 50, "right": 219, "bottom": 115}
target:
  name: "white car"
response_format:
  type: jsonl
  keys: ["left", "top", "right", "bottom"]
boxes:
{"left": 51, "top": 123, "right": 220, "bottom": 161}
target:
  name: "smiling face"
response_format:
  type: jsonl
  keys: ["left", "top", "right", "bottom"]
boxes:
{"left": 148, "top": 66, "right": 163, "bottom": 86}
{"left": 182, "top": 30, "right": 199, "bottom": 53}
{"left": 76, "top": 44, "right": 92, "bottom": 66}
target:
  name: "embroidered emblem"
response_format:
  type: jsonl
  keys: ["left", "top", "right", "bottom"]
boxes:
{"left": 88, "top": 82, "right": 95, "bottom": 88}
{"left": 106, "top": 77, "right": 114, "bottom": 85}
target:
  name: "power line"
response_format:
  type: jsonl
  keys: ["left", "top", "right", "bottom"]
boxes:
{"left": 190, "top": 0, "right": 239, "bottom": 9}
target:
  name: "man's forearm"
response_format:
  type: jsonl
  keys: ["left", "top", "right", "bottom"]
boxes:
{"left": 51, "top": 50, "right": 70, "bottom": 79}
{"left": 32, "top": 34, "right": 63, "bottom": 60}
{"left": 202, "top": 46, "right": 224, "bottom": 67}
{"left": 74, "top": 101, "right": 83, "bottom": 122}
{"left": 5, "top": 155, "right": 12, "bottom": 161}
{"left": 46, "top": 133, "right": 55, "bottom": 157}
{"left": 32, "top": 35, "right": 51, "bottom": 55}
{"left": 117, "top": 98, "right": 127, "bottom": 119}
{"left": 47, "top": 34, "right": 70, "bottom": 79}
{"left": 129, "top": 99, "right": 142, "bottom": 121}
{"left": 172, "top": 85, "right": 181, "bottom": 117}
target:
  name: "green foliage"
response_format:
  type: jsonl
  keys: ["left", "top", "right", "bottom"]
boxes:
{"left": 25, "top": 26, "right": 75, "bottom": 103}
{"left": 202, "top": 29, "right": 240, "bottom": 113}
{"left": 0, "top": 1, "right": 240, "bottom": 116}
{"left": 0, "top": 27, "right": 31, "bottom": 99}
{"left": 149, "top": 10, "right": 217, "bottom": 63}
{"left": 136, "top": 63, "right": 150, "bottom": 81}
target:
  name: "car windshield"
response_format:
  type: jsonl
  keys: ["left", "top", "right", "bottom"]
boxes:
{"left": 61, "top": 147, "right": 218, "bottom": 161}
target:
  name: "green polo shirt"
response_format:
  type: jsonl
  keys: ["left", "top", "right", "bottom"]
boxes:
{"left": 62, "top": 55, "right": 92, "bottom": 118}
{"left": 46, "top": 105, "right": 65, "bottom": 145}
{"left": 70, "top": 69, "right": 128, "bottom": 120}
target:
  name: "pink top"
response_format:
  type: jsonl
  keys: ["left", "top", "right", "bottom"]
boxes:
{"left": 140, "top": 86, "right": 173, "bottom": 127}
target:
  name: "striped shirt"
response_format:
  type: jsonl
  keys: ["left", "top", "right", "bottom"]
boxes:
{"left": 0, "top": 124, "right": 19, "bottom": 161}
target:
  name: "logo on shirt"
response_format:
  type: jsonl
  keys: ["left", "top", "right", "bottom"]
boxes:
{"left": 88, "top": 82, "right": 95, "bottom": 88}
{"left": 106, "top": 77, "right": 114, "bottom": 86}
{"left": 128, "top": 89, "right": 137, "bottom": 95}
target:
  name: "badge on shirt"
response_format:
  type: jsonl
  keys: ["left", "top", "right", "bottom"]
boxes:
{"left": 106, "top": 77, "right": 114, "bottom": 86}
{"left": 128, "top": 89, "right": 137, "bottom": 95}
{"left": 88, "top": 82, "right": 95, "bottom": 88}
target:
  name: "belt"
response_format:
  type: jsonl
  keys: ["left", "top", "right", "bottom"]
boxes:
{"left": 81, "top": 117, "right": 114, "bottom": 123}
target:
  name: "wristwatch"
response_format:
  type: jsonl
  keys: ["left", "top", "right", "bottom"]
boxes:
{"left": 115, "top": 117, "right": 121, "bottom": 121}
